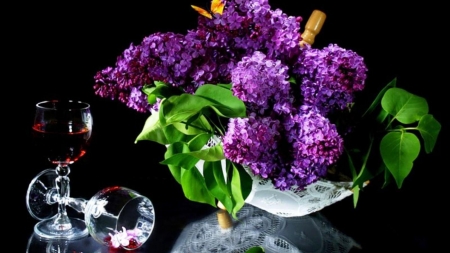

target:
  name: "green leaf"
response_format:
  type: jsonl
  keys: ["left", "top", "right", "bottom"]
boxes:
{"left": 162, "top": 124, "right": 188, "bottom": 143}
{"left": 349, "top": 137, "right": 383, "bottom": 189}
{"left": 160, "top": 151, "right": 200, "bottom": 170}
{"left": 162, "top": 89, "right": 246, "bottom": 125}
{"left": 188, "top": 144, "right": 226, "bottom": 161}
{"left": 417, "top": 114, "right": 441, "bottom": 153}
{"left": 188, "top": 133, "right": 213, "bottom": 151}
{"left": 181, "top": 168, "right": 216, "bottom": 206}
{"left": 194, "top": 84, "right": 247, "bottom": 118}
{"left": 164, "top": 142, "right": 191, "bottom": 184}
{"left": 380, "top": 131, "right": 421, "bottom": 188}
{"left": 135, "top": 113, "right": 169, "bottom": 145}
{"left": 142, "top": 81, "right": 182, "bottom": 100}
{"left": 344, "top": 148, "right": 360, "bottom": 208}
{"left": 381, "top": 88, "right": 429, "bottom": 124}
{"left": 171, "top": 114, "right": 212, "bottom": 135}
{"left": 161, "top": 143, "right": 224, "bottom": 169}
{"left": 352, "top": 185, "right": 360, "bottom": 208}
{"left": 163, "top": 94, "right": 216, "bottom": 123}
{"left": 245, "top": 246, "right": 265, "bottom": 253}
{"left": 154, "top": 80, "right": 167, "bottom": 87}
{"left": 362, "top": 78, "right": 397, "bottom": 117}
{"left": 229, "top": 162, "right": 253, "bottom": 218}
{"left": 375, "top": 109, "right": 389, "bottom": 124}
{"left": 203, "top": 160, "right": 233, "bottom": 211}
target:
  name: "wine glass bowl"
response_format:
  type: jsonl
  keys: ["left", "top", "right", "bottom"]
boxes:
{"left": 31, "top": 100, "right": 92, "bottom": 165}
{"left": 27, "top": 100, "right": 93, "bottom": 240}
{"left": 85, "top": 186, "right": 155, "bottom": 250}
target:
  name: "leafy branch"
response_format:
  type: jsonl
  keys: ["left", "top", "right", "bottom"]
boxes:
{"left": 136, "top": 82, "right": 252, "bottom": 218}
{"left": 348, "top": 78, "right": 441, "bottom": 206}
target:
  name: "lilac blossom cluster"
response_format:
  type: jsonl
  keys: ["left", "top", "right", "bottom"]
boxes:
{"left": 293, "top": 44, "right": 368, "bottom": 115}
{"left": 231, "top": 51, "right": 293, "bottom": 114}
{"left": 93, "top": 0, "right": 368, "bottom": 190}
{"left": 224, "top": 51, "right": 345, "bottom": 190}
{"left": 93, "top": 0, "right": 302, "bottom": 112}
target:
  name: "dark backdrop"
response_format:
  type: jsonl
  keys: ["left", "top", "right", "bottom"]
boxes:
{"left": 9, "top": 1, "right": 446, "bottom": 252}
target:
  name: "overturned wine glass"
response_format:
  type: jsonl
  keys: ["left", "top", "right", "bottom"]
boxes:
{"left": 84, "top": 186, "right": 155, "bottom": 250}
{"left": 27, "top": 180, "right": 155, "bottom": 251}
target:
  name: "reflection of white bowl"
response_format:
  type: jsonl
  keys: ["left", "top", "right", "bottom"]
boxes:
{"left": 84, "top": 186, "right": 155, "bottom": 250}
{"left": 171, "top": 204, "right": 360, "bottom": 253}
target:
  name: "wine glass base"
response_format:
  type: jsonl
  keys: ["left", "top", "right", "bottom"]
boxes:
{"left": 34, "top": 217, "right": 89, "bottom": 240}
{"left": 26, "top": 169, "right": 59, "bottom": 220}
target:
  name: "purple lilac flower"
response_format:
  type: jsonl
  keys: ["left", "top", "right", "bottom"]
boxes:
{"left": 222, "top": 113, "right": 281, "bottom": 179}
{"left": 281, "top": 105, "right": 344, "bottom": 189}
{"left": 93, "top": 0, "right": 304, "bottom": 113}
{"left": 293, "top": 44, "right": 368, "bottom": 115}
{"left": 231, "top": 51, "right": 294, "bottom": 114}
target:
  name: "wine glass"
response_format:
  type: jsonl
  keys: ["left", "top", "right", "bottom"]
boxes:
{"left": 84, "top": 186, "right": 155, "bottom": 250}
{"left": 27, "top": 186, "right": 155, "bottom": 251}
{"left": 27, "top": 100, "right": 93, "bottom": 240}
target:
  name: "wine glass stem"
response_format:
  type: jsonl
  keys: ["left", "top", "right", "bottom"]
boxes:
{"left": 53, "top": 164, "right": 72, "bottom": 230}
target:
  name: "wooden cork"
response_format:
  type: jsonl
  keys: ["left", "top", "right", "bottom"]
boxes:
{"left": 300, "top": 10, "right": 326, "bottom": 47}
{"left": 216, "top": 201, "right": 233, "bottom": 229}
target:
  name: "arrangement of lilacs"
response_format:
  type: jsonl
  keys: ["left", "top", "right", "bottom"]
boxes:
{"left": 93, "top": 0, "right": 367, "bottom": 191}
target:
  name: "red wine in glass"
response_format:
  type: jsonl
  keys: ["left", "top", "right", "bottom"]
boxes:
{"left": 32, "top": 121, "right": 91, "bottom": 164}
{"left": 27, "top": 100, "right": 93, "bottom": 240}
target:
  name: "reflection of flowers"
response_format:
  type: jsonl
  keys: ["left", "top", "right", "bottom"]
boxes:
{"left": 108, "top": 227, "right": 143, "bottom": 249}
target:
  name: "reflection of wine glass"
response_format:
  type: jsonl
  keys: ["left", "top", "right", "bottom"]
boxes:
{"left": 28, "top": 186, "right": 155, "bottom": 251}
{"left": 27, "top": 100, "right": 93, "bottom": 240}
{"left": 26, "top": 232, "right": 102, "bottom": 253}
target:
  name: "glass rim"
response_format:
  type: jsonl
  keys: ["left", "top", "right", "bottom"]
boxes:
{"left": 36, "top": 100, "right": 90, "bottom": 111}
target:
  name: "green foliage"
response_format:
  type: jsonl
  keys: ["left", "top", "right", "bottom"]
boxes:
{"left": 136, "top": 82, "right": 251, "bottom": 217}
{"left": 137, "top": 78, "right": 441, "bottom": 215}
{"left": 245, "top": 246, "right": 265, "bottom": 253}
{"left": 348, "top": 79, "right": 441, "bottom": 206}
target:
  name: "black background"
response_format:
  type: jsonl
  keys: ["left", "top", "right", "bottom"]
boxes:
{"left": 8, "top": 1, "right": 446, "bottom": 252}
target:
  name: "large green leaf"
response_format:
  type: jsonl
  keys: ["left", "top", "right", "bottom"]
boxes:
{"left": 417, "top": 114, "right": 441, "bottom": 153}
{"left": 194, "top": 84, "right": 246, "bottom": 117}
{"left": 164, "top": 142, "right": 191, "bottom": 184}
{"left": 171, "top": 114, "right": 212, "bottom": 135}
{"left": 381, "top": 88, "right": 429, "bottom": 124}
{"left": 160, "top": 151, "right": 200, "bottom": 170}
{"left": 380, "top": 131, "right": 420, "bottom": 188}
{"left": 163, "top": 124, "right": 188, "bottom": 143}
{"left": 188, "top": 133, "right": 213, "bottom": 151}
{"left": 190, "top": 144, "right": 225, "bottom": 161}
{"left": 135, "top": 113, "right": 169, "bottom": 145}
{"left": 161, "top": 144, "right": 224, "bottom": 169}
{"left": 229, "top": 162, "right": 253, "bottom": 218}
{"left": 163, "top": 94, "right": 245, "bottom": 125}
{"left": 203, "top": 160, "right": 233, "bottom": 212}
{"left": 181, "top": 168, "right": 216, "bottom": 206}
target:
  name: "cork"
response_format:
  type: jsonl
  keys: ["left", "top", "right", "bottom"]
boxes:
{"left": 300, "top": 10, "right": 326, "bottom": 47}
